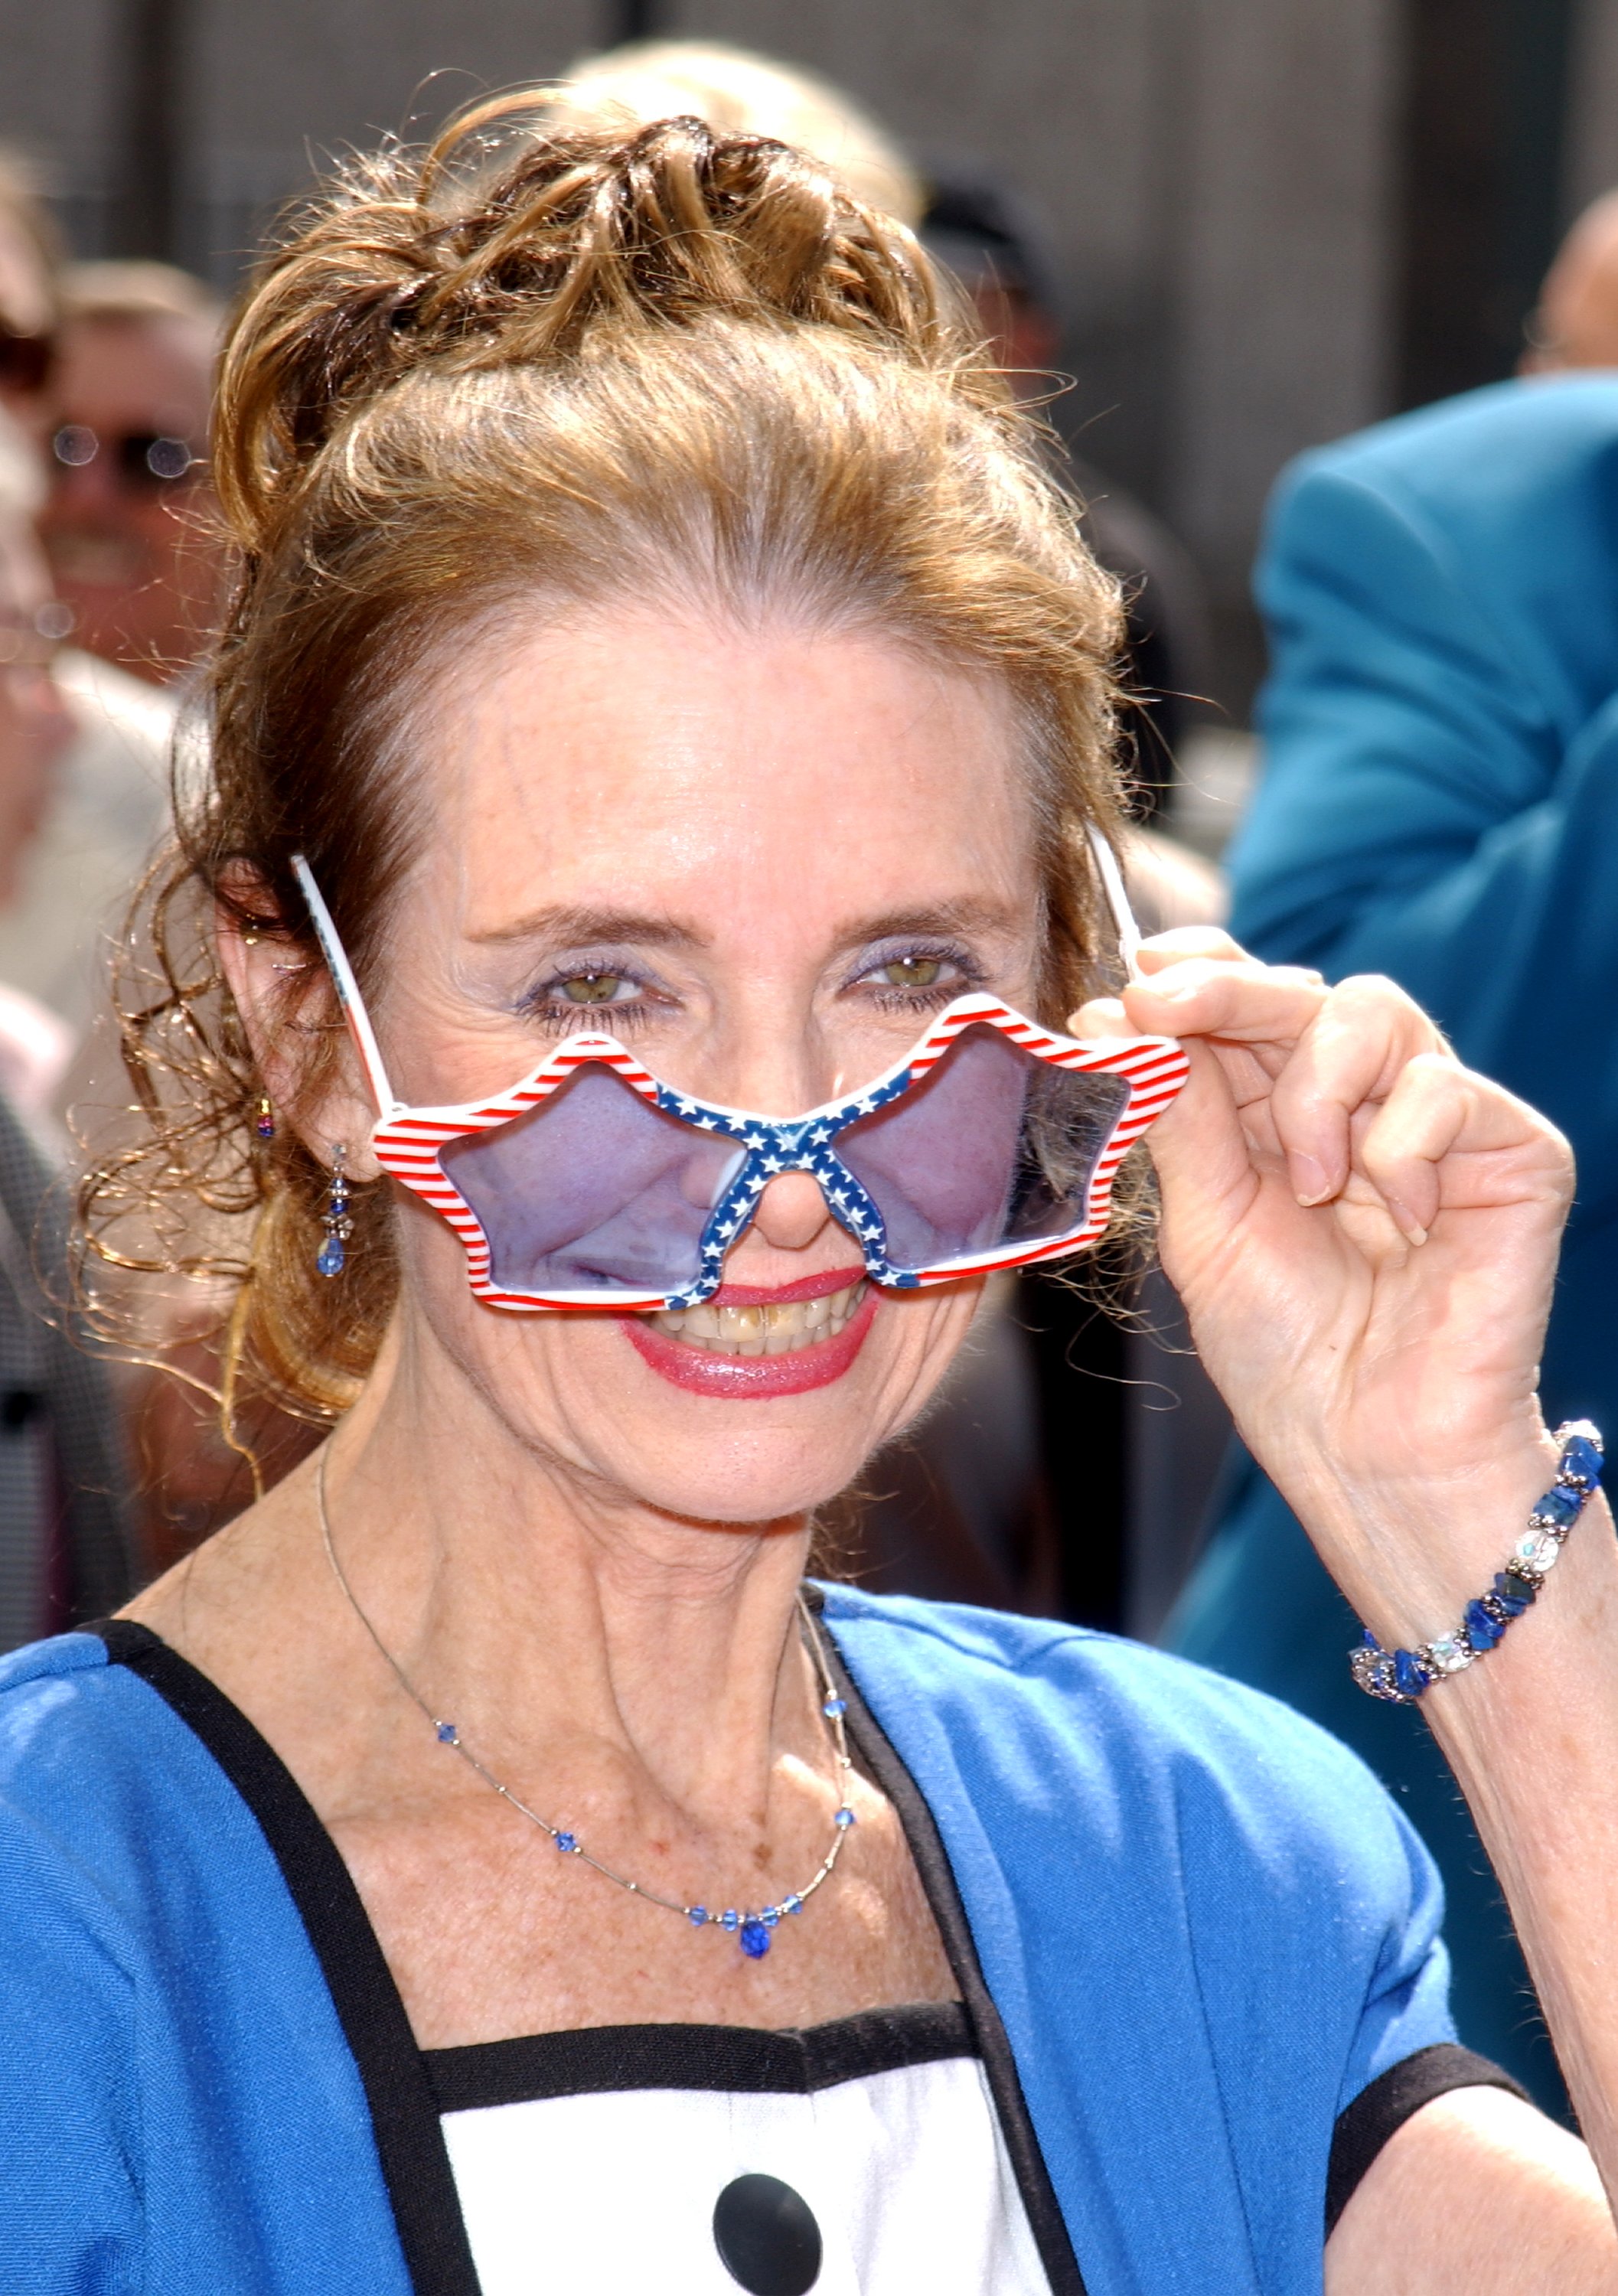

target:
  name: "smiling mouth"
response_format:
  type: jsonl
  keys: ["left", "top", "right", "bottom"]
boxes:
{"left": 650, "top": 1280, "right": 869, "bottom": 1357}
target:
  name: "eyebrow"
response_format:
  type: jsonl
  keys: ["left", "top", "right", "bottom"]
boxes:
{"left": 828, "top": 899, "right": 1026, "bottom": 953}
{"left": 465, "top": 905, "right": 712, "bottom": 951}
{"left": 465, "top": 895, "right": 1026, "bottom": 963}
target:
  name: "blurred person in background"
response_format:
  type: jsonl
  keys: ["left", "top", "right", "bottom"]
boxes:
{"left": 1166, "top": 206, "right": 1618, "bottom": 2115}
{"left": 0, "top": 194, "right": 236, "bottom": 1570}
{"left": 920, "top": 162, "right": 1212, "bottom": 823}
{"left": 0, "top": 199, "right": 197, "bottom": 1038}
{"left": 0, "top": 404, "right": 132, "bottom": 1643}
{"left": 38, "top": 268, "right": 293, "bottom": 1564}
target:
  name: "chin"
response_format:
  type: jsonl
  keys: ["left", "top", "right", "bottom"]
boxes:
{"left": 599, "top": 1440, "right": 866, "bottom": 1533}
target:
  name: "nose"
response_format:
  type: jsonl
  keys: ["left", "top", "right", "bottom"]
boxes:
{"left": 750, "top": 1169, "right": 835, "bottom": 1252}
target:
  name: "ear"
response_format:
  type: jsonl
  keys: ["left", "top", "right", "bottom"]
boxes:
{"left": 216, "top": 862, "right": 383, "bottom": 1179}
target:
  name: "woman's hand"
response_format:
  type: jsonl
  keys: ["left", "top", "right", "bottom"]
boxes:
{"left": 1071, "top": 931, "right": 1575, "bottom": 1632}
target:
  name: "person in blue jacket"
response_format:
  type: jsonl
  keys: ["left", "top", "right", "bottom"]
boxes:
{"left": 1167, "top": 370, "right": 1618, "bottom": 2117}
{"left": 7, "top": 99, "right": 1618, "bottom": 2291}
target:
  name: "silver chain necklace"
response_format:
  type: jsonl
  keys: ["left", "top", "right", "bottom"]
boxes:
{"left": 315, "top": 1449, "right": 858, "bottom": 1960}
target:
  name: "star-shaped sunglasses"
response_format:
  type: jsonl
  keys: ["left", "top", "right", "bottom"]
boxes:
{"left": 290, "top": 833, "right": 1187, "bottom": 1313}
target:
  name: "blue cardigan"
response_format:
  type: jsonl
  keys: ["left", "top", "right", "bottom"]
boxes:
{"left": 0, "top": 1594, "right": 1470, "bottom": 2294}
{"left": 1169, "top": 375, "right": 1618, "bottom": 2112}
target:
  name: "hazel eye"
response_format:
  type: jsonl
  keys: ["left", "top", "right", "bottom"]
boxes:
{"left": 879, "top": 956, "right": 943, "bottom": 990}
{"left": 559, "top": 971, "right": 629, "bottom": 1006}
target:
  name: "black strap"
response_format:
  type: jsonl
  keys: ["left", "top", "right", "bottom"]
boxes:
{"left": 818, "top": 1620, "right": 1090, "bottom": 2296}
{"left": 1326, "top": 2042, "right": 1527, "bottom": 2235}
{"left": 94, "top": 1619, "right": 482, "bottom": 2296}
{"left": 426, "top": 1998, "right": 976, "bottom": 2114}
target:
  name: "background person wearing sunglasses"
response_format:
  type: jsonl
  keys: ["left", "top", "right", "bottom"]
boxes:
{"left": 5, "top": 106, "right": 1617, "bottom": 2293}
{"left": 0, "top": 256, "right": 217, "bottom": 1045}
{"left": 38, "top": 260, "right": 221, "bottom": 688}
{"left": 0, "top": 207, "right": 204, "bottom": 1043}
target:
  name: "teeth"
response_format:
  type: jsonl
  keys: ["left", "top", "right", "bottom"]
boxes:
{"left": 651, "top": 1280, "right": 867, "bottom": 1357}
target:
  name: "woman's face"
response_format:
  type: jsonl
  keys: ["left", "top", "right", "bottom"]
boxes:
{"left": 344, "top": 605, "right": 1046, "bottom": 1525}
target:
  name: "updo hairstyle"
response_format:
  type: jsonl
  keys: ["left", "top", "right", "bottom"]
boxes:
{"left": 80, "top": 94, "right": 1130, "bottom": 1427}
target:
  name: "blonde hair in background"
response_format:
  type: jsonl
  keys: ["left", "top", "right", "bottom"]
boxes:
{"left": 60, "top": 259, "right": 223, "bottom": 334}
{"left": 77, "top": 96, "right": 1127, "bottom": 1434}
{"left": 555, "top": 38, "right": 925, "bottom": 226}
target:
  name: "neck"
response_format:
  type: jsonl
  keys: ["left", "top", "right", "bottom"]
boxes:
{"left": 313, "top": 1316, "right": 821, "bottom": 1830}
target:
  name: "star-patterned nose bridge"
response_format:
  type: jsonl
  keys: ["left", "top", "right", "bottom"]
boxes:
{"left": 654, "top": 1073, "right": 915, "bottom": 1312}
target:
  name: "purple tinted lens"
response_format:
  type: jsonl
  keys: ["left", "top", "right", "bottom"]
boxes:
{"left": 439, "top": 1062, "right": 741, "bottom": 1296}
{"left": 832, "top": 1025, "right": 1131, "bottom": 1271}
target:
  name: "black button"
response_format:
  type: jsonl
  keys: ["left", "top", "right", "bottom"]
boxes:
{"left": 0, "top": 1388, "right": 41, "bottom": 1432}
{"left": 712, "top": 2173, "right": 823, "bottom": 2294}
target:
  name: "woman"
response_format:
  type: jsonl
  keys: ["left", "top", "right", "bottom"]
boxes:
{"left": 2, "top": 105, "right": 1614, "bottom": 2294}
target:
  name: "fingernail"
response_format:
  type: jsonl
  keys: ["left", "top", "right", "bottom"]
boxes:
{"left": 1388, "top": 1198, "right": 1428, "bottom": 1246}
{"left": 1292, "top": 1153, "right": 1334, "bottom": 1206}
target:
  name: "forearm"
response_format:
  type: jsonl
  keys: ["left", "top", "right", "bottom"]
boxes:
{"left": 1426, "top": 1505, "right": 1618, "bottom": 2192}
{"left": 1327, "top": 1453, "right": 1618, "bottom": 2204}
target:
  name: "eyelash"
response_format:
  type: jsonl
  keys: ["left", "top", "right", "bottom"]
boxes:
{"left": 518, "top": 941, "right": 984, "bottom": 1035}
{"left": 519, "top": 961, "right": 661, "bottom": 1035}
{"left": 851, "top": 942, "right": 984, "bottom": 1013}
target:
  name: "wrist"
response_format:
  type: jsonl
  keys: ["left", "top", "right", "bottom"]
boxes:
{"left": 1344, "top": 1422, "right": 1604, "bottom": 1705}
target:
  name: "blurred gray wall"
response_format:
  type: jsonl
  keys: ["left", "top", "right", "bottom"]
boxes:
{"left": 0, "top": 0, "right": 1607, "bottom": 709}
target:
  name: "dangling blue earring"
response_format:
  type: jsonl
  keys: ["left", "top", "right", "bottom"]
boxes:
{"left": 318, "top": 1147, "right": 352, "bottom": 1277}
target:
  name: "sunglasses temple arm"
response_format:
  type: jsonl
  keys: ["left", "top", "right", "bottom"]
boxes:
{"left": 1084, "top": 822, "right": 1145, "bottom": 983}
{"left": 290, "top": 854, "right": 399, "bottom": 1117}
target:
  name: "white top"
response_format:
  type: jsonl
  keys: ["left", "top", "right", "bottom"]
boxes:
{"left": 429, "top": 2002, "right": 1052, "bottom": 2294}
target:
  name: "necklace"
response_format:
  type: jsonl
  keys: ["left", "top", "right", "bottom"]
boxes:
{"left": 315, "top": 1450, "right": 858, "bottom": 1959}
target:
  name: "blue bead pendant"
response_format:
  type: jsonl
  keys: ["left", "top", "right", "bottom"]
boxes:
{"left": 739, "top": 1918, "right": 771, "bottom": 1958}
{"left": 317, "top": 1234, "right": 345, "bottom": 1277}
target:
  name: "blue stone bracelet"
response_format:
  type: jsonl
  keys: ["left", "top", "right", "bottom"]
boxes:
{"left": 1350, "top": 1421, "right": 1604, "bottom": 1704}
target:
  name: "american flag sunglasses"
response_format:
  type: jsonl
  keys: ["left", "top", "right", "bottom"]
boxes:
{"left": 290, "top": 838, "right": 1187, "bottom": 1313}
